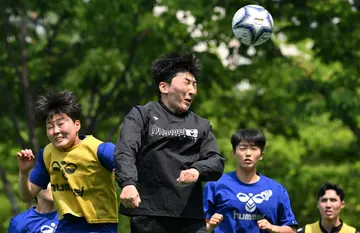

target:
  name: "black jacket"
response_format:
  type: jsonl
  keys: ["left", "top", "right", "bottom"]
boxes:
{"left": 114, "top": 101, "right": 224, "bottom": 218}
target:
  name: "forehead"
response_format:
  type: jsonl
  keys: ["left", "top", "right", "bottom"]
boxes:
{"left": 320, "top": 190, "right": 340, "bottom": 199}
{"left": 173, "top": 72, "right": 196, "bottom": 81}
{"left": 46, "top": 113, "right": 70, "bottom": 123}
{"left": 238, "top": 141, "right": 256, "bottom": 146}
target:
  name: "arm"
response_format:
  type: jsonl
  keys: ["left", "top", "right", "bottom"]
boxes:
{"left": 259, "top": 187, "right": 297, "bottom": 233}
{"left": 18, "top": 170, "right": 41, "bottom": 202}
{"left": 204, "top": 182, "right": 223, "bottom": 232}
{"left": 114, "top": 106, "right": 145, "bottom": 188}
{"left": 18, "top": 149, "right": 48, "bottom": 201}
{"left": 97, "top": 142, "right": 115, "bottom": 171}
{"left": 269, "top": 225, "right": 296, "bottom": 233}
{"left": 272, "top": 187, "right": 298, "bottom": 233}
{"left": 191, "top": 127, "right": 224, "bottom": 181}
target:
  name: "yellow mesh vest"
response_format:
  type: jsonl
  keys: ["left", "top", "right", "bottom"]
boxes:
{"left": 43, "top": 135, "right": 118, "bottom": 223}
{"left": 305, "top": 221, "right": 356, "bottom": 233}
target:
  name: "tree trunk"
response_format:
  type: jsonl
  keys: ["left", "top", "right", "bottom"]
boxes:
{"left": 0, "top": 166, "right": 20, "bottom": 215}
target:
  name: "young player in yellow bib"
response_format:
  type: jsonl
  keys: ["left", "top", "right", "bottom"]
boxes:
{"left": 16, "top": 90, "right": 118, "bottom": 233}
{"left": 297, "top": 182, "right": 359, "bottom": 233}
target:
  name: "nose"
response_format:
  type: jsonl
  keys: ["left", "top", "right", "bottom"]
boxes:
{"left": 325, "top": 200, "right": 332, "bottom": 207}
{"left": 54, "top": 125, "right": 61, "bottom": 134}
{"left": 188, "top": 84, "right": 197, "bottom": 96}
{"left": 245, "top": 148, "right": 252, "bottom": 156}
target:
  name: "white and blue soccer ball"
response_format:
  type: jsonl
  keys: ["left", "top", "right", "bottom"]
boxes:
{"left": 232, "top": 5, "right": 274, "bottom": 46}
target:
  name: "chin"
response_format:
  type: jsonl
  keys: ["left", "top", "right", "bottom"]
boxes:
{"left": 176, "top": 107, "right": 188, "bottom": 113}
{"left": 54, "top": 142, "right": 70, "bottom": 149}
{"left": 182, "top": 106, "right": 191, "bottom": 112}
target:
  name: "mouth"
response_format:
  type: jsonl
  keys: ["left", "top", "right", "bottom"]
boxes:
{"left": 184, "top": 98, "right": 192, "bottom": 105}
{"left": 244, "top": 159, "right": 252, "bottom": 163}
{"left": 55, "top": 136, "right": 65, "bottom": 142}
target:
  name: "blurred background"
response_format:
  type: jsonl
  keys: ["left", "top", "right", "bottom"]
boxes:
{"left": 1, "top": 0, "right": 360, "bottom": 232}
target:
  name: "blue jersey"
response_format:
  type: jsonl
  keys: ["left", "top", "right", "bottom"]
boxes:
{"left": 29, "top": 140, "right": 117, "bottom": 232}
{"left": 8, "top": 207, "right": 58, "bottom": 233}
{"left": 203, "top": 172, "right": 297, "bottom": 233}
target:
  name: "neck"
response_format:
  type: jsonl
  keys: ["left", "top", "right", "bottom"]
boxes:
{"left": 160, "top": 98, "right": 177, "bottom": 113}
{"left": 235, "top": 167, "right": 259, "bottom": 184}
{"left": 321, "top": 217, "right": 341, "bottom": 232}
{"left": 35, "top": 200, "right": 56, "bottom": 214}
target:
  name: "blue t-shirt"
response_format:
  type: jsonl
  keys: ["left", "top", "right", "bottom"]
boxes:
{"left": 203, "top": 172, "right": 298, "bottom": 233}
{"left": 8, "top": 207, "right": 58, "bottom": 233}
{"left": 29, "top": 141, "right": 117, "bottom": 232}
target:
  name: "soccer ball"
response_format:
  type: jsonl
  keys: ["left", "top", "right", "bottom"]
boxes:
{"left": 232, "top": 5, "right": 274, "bottom": 46}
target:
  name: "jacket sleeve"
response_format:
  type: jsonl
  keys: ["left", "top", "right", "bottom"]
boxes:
{"left": 190, "top": 125, "right": 224, "bottom": 181}
{"left": 114, "top": 106, "right": 145, "bottom": 188}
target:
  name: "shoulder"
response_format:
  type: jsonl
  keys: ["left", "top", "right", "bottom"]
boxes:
{"left": 97, "top": 141, "right": 115, "bottom": 154}
{"left": 297, "top": 222, "right": 319, "bottom": 233}
{"left": 259, "top": 174, "right": 287, "bottom": 191}
{"left": 10, "top": 208, "right": 33, "bottom": 228}
{"left": 84, "top": 135, "right": 103, "bottom": 144}
{"left": 43, "top": 142, "right": 54, "bottom": 154}
{"left": 135, "top": 101, "right": 158, "bottom": 113}
{"left": 342, "top": 223, "right": 358, "bottom": 233}
{"left": 208, "top": 172, "right": 236, "bottom": 186}
{"left": 188, "top": 111, "right": 210, "bottom": 125}
{"left": 125, "top": 102, "right": 158, "bottom": 121}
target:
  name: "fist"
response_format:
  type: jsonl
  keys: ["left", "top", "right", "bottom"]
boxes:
{"left": 120, "top": 185, "right": 141, "bottom": 208}
{"left": 207, "top": 213, "right": 223, "bottom": 230}
{"left": 17, "top": 149, "right": 35, "bottom": 172}
{"left": 176, "top": 168, "right": 199, "bottom": 184}
{"left": 258, "top": 219, "right": 275, "bottom": 232}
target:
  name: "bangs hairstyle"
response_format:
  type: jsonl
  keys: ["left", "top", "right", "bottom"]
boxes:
{"left": 151, "top": 52, "right": 202, "bottom": 86}
{"left": 231, "top": 129, "right": 266, "bottom": 151}
{"left": 34, "top": 90, "right": 82, "bottom": 122}
{"left": 317, "top": 181, "right": 345, "bottom": 201}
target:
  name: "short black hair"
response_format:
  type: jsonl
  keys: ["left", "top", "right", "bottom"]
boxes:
{"left": 231, "top": 129, "right": 266, "bottom": 151}
{"left": 34, "top": 90, "right": 82, "bottom": 122}
{"left": 317, "top": 181, "right": 345, "bottom": 201}
{"left": 151, "top": 52, "right": 201, "bottom": 87}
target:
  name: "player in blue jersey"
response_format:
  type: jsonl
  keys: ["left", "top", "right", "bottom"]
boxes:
{"left": 203, "top": 129, "right": 298, "bottom": 233}
{"left": 8, "top": 184, "right": 58, "bottom": 233}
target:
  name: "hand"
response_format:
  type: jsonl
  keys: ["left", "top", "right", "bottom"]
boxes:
{"left": 120, "top": 185, "right": 141, "bottom": 208}
{"left": 207, "top": 213, "right": 223, "bottom": 231}
{"left": 176, "top": 168, "right": 199, "bottom": 184}
{"left": 17, "top": 149, "right": 35, "bottom": 173}
{"left": 258, "top": 219, "right": 276, "bottom": 233}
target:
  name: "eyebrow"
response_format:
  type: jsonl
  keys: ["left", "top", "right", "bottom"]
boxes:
{"left": 184, "top": 77, "right": 196, "bottom": 82}
{"left": 46, "top": 117, "right": 66, "bottom": 124}
{"left": 320, "top": 197, "right": 338, "bottom": 200}
{"left": 238, "top": 143, "right": 257, "bottom": 146}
